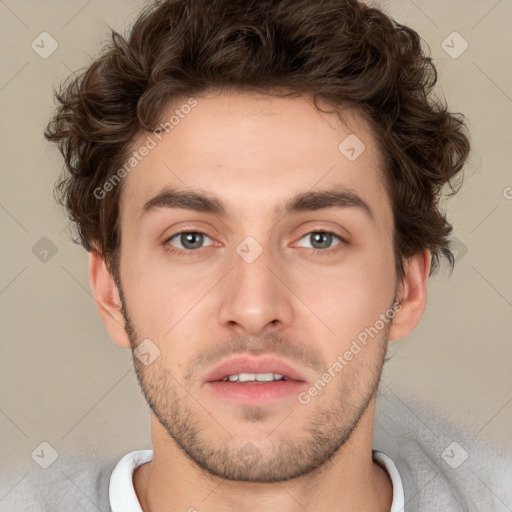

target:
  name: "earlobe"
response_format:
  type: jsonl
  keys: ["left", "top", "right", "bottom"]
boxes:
{"left": 88, "top": 251, "right": 131, "bottom": 348}
{"left": 388, "top": 250, "right": 431, "bottom": 341}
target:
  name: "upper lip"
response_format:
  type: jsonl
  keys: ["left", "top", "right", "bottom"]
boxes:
{"left": 203, "top": 354, "right": 309, "bottom": 384}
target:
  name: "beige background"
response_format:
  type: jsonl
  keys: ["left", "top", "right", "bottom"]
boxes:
{"left": 0, "top": 0, "right": 511, "bottom": 505}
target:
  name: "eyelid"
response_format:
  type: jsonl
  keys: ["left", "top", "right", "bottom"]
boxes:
{"left": 163, "top": 224, "right": 221, "bottom": 242}
{"left": 294, "top": 224, "right": 348, "bottom": 243}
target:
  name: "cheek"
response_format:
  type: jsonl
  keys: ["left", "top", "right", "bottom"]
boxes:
{"left": 121, "top": 252, "right": 217, "bottom": 340}
{"left": 293, "top": 247, "right": 395, "bottom": 348}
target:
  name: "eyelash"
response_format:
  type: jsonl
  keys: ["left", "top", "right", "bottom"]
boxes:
{"left": 163, "top": 229, "right": 346, "bottom": 257}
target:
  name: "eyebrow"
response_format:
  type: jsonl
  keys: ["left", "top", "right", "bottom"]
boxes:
{"left": 141, "top": 185, "right": 375, "bottom": 223}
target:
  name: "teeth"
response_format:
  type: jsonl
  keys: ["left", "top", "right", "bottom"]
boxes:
{"left": 222, "top": 373, "right": 286, "bottom": 382}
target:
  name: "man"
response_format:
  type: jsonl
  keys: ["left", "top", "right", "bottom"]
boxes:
{"left": 40, "top": 0, "right": 490, "bottom": 510}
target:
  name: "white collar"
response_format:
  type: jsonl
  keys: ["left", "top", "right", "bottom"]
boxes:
{"left": 109, "top": 449, "right": 405, "bottom": 511}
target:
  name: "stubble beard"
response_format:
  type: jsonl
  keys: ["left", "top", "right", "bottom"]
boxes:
{"left": 117, "top": 278, "right": 391, "bottom": 482}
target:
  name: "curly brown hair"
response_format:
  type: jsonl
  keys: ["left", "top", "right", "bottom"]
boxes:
{"left": 44, "top": 0, "right": 471, "bottom": 283}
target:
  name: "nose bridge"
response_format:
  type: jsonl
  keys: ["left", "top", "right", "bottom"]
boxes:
{"left": 218, "top": 236, "right": 293, "bottom": 334}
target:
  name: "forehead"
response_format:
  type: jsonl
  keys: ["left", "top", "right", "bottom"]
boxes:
{"left": 118, "top": 91, "right": 391, "bottom": 226}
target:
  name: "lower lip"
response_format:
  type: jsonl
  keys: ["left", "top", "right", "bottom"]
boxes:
{"left": 204, "top": 380, "right": 306, "bottom": 406}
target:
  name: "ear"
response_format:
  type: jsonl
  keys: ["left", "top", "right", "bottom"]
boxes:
{"left": 389, "top": 250, "right": 431, "bottom": 341}
{"left": 88, "top": 250, "right": 131, "bottom": 348}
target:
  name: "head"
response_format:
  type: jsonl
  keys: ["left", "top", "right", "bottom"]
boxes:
{"left": 45, "top": 0, "right": 470, "bottom": 482}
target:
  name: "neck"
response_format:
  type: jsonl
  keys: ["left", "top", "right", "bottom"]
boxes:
{"left": 133, "top": 396, "right": 392, "bottom": 512}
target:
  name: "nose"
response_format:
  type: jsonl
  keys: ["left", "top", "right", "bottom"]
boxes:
{"left": 217, "top": 243, "right": 294, "bottom": 336}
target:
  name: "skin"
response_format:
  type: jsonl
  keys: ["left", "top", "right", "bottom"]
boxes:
{"left": 89, "top": 90, "right": 431, "bottom": 512}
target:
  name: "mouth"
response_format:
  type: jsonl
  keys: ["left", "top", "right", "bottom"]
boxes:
{"left": 217, "top": 373, "right": 290, "bottom": 383}
{"left": 203, "top": 355, "right": 308, "bottom": 406}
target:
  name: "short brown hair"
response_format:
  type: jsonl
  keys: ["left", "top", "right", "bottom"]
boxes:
{"left": 44, "top": 0, "right": 471, "bottom": 282}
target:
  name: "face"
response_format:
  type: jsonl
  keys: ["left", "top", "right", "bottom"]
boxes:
{"left": 116, "top": 90, "right": 398, "bottom": 482}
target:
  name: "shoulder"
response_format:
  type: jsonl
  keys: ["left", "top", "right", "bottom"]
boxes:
{"left": 2, "top": 452, "right": 119, "bottom": 512}
{"left": 374, "top": 387, "right": 512, "bottom": 511}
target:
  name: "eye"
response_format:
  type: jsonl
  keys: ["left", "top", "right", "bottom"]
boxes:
{"left": 163, "top": 229, "right": 345, "bottom": 257}
{"left": 165, "top": 231, "right": 214, "bottom": 253}
{"left": 295, "top": 230, "right": 344, "bottom": 253}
